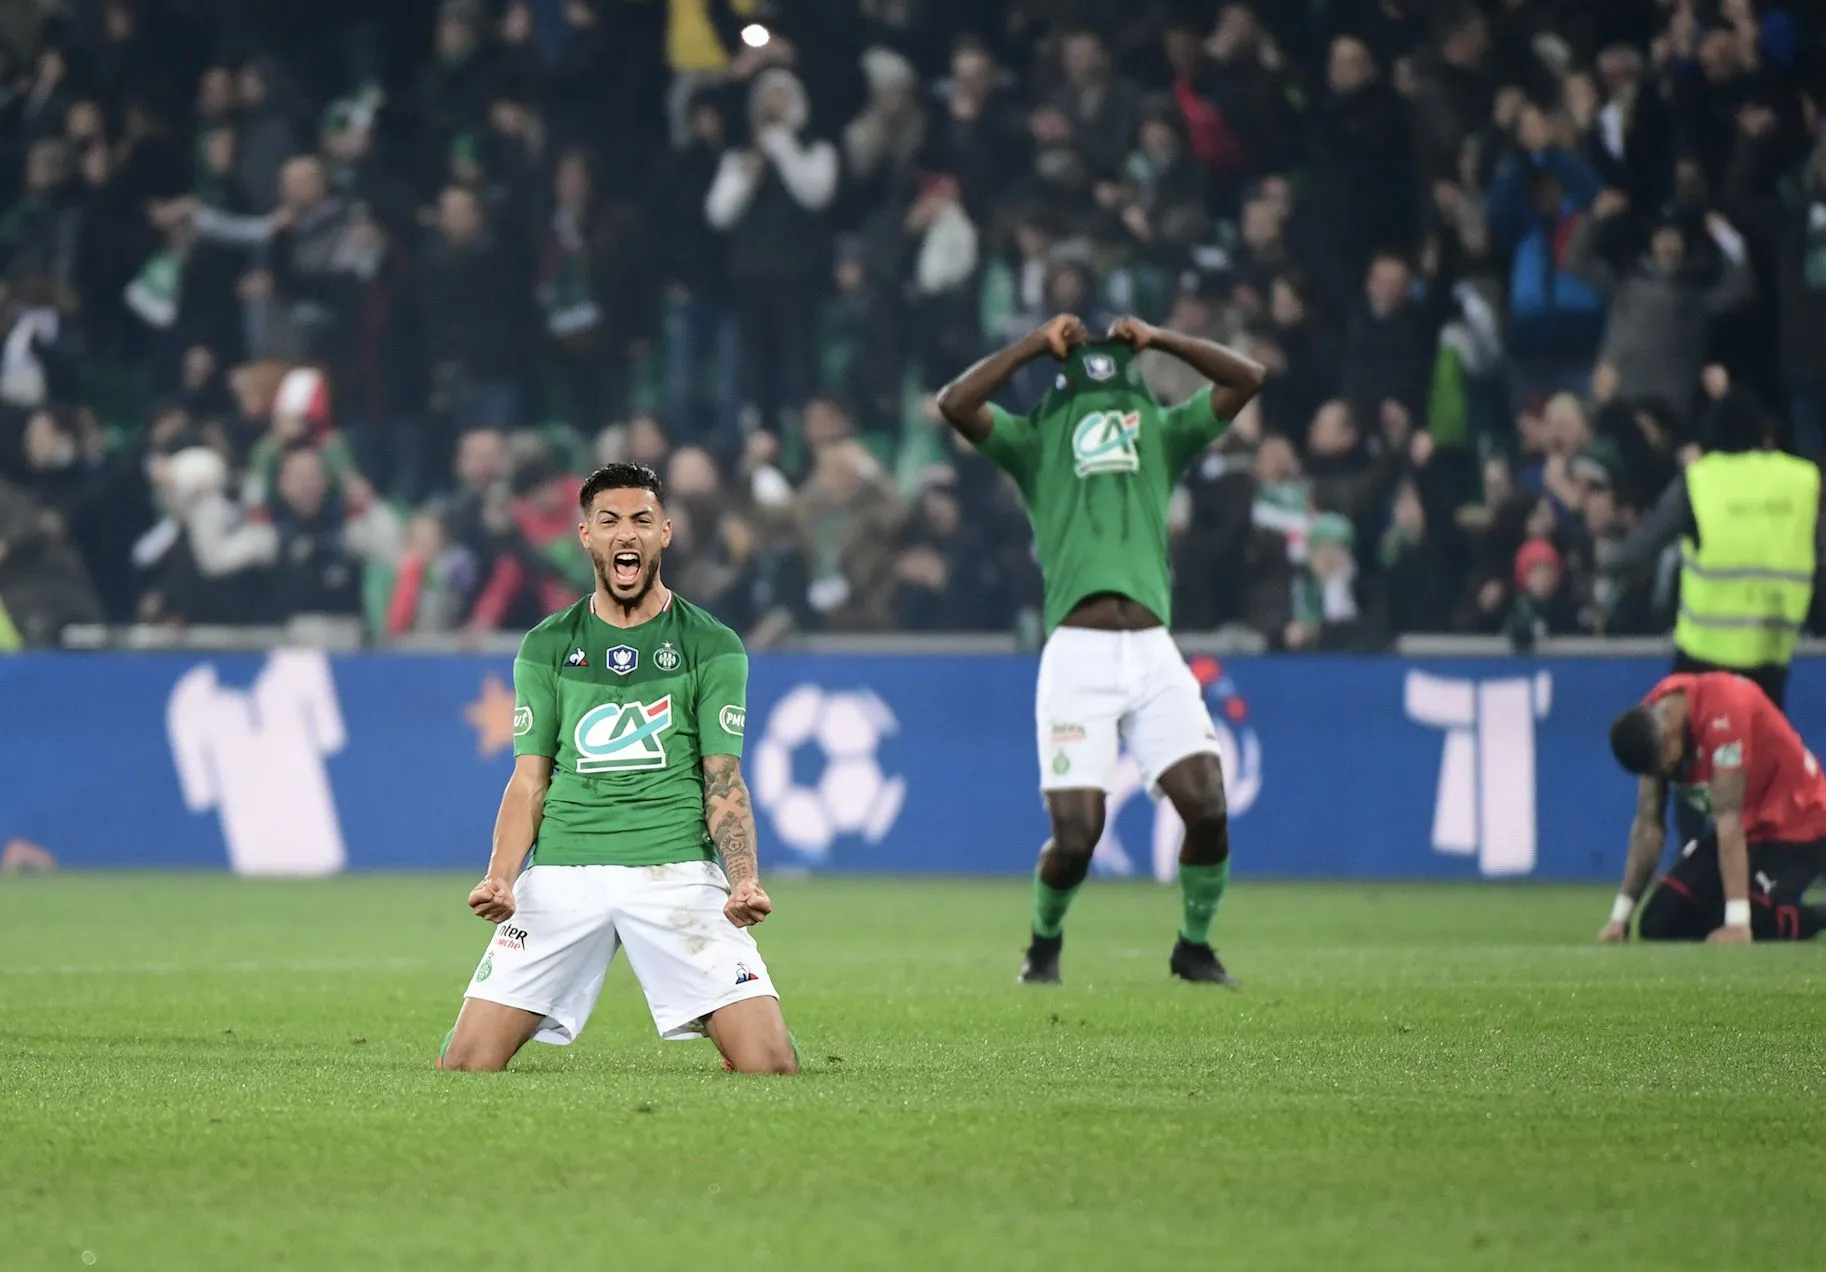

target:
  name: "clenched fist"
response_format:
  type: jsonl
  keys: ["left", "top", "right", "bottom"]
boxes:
{"left": 469, "top": 875, "right": 516, "bottom": 923}
{"left": 724, "top": 878, "right": 773, "bottom": 928}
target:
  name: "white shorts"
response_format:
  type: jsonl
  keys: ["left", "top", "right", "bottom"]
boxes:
{"left": 1036, "top": 626, "right": 1221, "bottom": 797}
{"left": 463, "top": 860, "right": 779, "bottom": 1044}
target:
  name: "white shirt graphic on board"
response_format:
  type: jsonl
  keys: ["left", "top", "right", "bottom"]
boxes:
{"left": 167, "top": 649, "right": 348, "bottom": 875}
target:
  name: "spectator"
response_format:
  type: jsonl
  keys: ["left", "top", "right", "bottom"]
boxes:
{"left": 420, "top": 184, "right": 526, "bottom": 447}
{"left": 933, "top": 38, "right": 1025, "bottom": 222}
{"left": 1304, "top": 36, "right": 1418, "bottom": 308}
{"left": 268, "top": 447, "right": 400, "bottom": 620}
{"left": 706, "top": 68, "right": 837, "bottom": 432}
{"left": 653, "top": 90, "right": 741, "bottom": 446}
{"left": 1035, "top": 31, "right": 1142, "bottom": 181}
{"left": 465, "top": 436, "right": 589, "bottom": 633}
{"left": 844, "top": 46, "right": 925, "bottom": 199}
{"left": 19, "top": 403, "right": 151, "bottom": 619}
{"left": 794, "top": 437, "right": 905, "bottom": 632}
{"left": 0, "top": 474, "right": 103, "bottom": 645}
{"left": 537, "top": 149, "right": 649, "bottom": 434}
{"left": 386, "top": 504, "right": 479, "bottom": 636}
{"left": 1729, "top": 133, "right": 1826, "bottom": 458}
{"left": 1198, "top": 4, "right": 1302, "bottom": 187}
{"left": 1568, "top": 194, "right": 1755, "bottom": 417}
{"left": 904, "top": 172, "right": 979, "bottom": 391}
{"left": 663, "top": 445, "right": 764, "bottom": 628}
{"left": 894, "top": 473, "right": 1002, "bottom": 631}
{"left": 1304, "top": 398, "right": 1401, "bottom": 528}
{"left": 1281, "top": 511, "right": 1365, "bottom": 651}
{"left": 136, "top": 445, "right": 276, "bottom": 624}
{"left": 1373, "top": 441, "right": 1460, "bottom": 635}
{"left": 1505, "top": 537, "right": 1580, "bottom": 649}
{"left": 1338, "top": 253, "right": 1450, "bottom": 436}
{"left": 1484, "top": 103, "right": 1606, "bottom": 405}
{"left": 234, "top": 59, "right": 301, "bottom": 214}
{"left": 243, "top": 367, "right": 355, "bottom": 509}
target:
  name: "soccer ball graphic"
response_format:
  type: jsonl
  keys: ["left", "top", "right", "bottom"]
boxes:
{"left": 750, "top": 685, "right": 907, "bottom": 858}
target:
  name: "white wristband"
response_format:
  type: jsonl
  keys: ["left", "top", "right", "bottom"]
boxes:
{"left": 1724, "top": 899, "right": 1751, "bottom": 929}
{"left": 1610, "top": 894, "right": 1635, "bottom": 924}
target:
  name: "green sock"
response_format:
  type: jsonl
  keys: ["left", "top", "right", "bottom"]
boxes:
{"left": 438, "top": 1024, "right": 455, "bottom": 1066}
{"left": 1178, "top": 860, "right": 1230, "bottom": 945}
{"left": 1033, "top": 873, "right": 1080, "bottom": 939}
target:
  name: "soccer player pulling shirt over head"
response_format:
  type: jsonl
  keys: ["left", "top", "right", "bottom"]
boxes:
{"left": 937, "top": 315, "right": 1266, "bottom": 985}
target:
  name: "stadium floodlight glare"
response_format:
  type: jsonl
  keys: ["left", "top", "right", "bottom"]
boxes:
{"left": 741, "top": 23, "right": 771, "bottom": 48}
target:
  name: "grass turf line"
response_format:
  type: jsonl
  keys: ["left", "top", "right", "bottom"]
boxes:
{"left": 2, "top": 875, "right": 1820, "bottom": 1271}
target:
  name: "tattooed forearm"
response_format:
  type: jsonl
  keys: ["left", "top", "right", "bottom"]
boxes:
{"left": 1619, "top": 776, "right": 1668, "bottom": 900}
{"left": 703, "top": 754, "right": 759, "bottom": 887}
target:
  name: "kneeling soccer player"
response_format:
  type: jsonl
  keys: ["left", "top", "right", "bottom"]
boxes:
{"left": 936, "top": 313, "right": 1266, "bottom": 986}
{"left": 440, "top": 463, "right": 796, "bottom": 1073}
{"left": 1601, "top": 670, "right": 1826, "bottom": 944}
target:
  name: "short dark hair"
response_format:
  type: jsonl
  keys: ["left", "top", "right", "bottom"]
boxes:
{"left": 579, "top": 462, "right": 664, "bottom": 512}
{"left": 1609, "top": 705, "right": 1663, "bottom": 775}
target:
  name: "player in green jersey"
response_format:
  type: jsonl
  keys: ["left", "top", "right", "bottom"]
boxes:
{"left": 439, "top": 463, "right": 797, "bottom": 1074}
{"left": 937, "top": 313, "right": 1265, "bottom": 986}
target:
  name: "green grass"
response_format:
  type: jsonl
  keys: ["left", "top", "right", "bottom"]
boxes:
{"left": 2, "top": 876, "right": 1822, "bottom": 1271}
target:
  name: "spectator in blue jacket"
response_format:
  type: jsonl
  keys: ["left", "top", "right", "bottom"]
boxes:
{"left": 1486, "top": 102, "right": 1606, "bottom": 411}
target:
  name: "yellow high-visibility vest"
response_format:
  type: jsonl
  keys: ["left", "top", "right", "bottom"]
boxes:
{"left": 1675, "top": 451, "right": 1819, "bottom": 668}
{"left": 668, "top": 0, "right": 758, "bottom": 73}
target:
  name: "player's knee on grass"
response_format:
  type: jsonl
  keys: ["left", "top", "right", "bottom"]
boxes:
{"left": 707, "top": 998, "right": 797, "bottom": 1075}
{"left": 441, "top": 1000, "right": 540, "bottom": 1071}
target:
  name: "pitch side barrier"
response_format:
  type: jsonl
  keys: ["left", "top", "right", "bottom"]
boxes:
{"left": 5, "top": 629, "right": 1818, "bottom": 878}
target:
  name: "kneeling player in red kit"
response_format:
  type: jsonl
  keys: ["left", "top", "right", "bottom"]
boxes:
{"left": 1602, "top": 671, "right": 1826, "bottom": 944}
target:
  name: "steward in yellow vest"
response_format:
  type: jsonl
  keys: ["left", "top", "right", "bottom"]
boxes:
{"left": 1602, "top": 388, "right": 1822, "bottom": 710}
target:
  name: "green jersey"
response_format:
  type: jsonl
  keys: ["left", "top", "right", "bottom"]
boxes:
{"left": 973, "top": 341, "right": 1230, "bottom": 634}
{"left": 511, "top": 593, "right": 748, "bottom": 866}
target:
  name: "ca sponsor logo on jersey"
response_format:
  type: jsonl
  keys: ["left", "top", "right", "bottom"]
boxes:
{"left": 1072, "top": 410, "right": 1142, "bottom": 476}
{"left": 606, "top": 645, "right": 639, "bottom": 676}
{"left": 655, "top": 641, "right": 681, "bottom": 671}
{"left": 512, "top": 705, "right": 533, "bottom": 737}
{"left": 719, "top": 705, "right": 746, "bottom": 736}
{"left": 574, "top": 696, "right": 674, "bottom": 772}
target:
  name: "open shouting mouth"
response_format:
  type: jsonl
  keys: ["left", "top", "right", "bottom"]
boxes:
{"left": 611, "top": 550, "right": 643, "bottom": 590}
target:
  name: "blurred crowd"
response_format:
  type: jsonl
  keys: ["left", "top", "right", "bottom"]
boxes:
{"left": 0, "top": 0, "right": 1822, "bottom": 649}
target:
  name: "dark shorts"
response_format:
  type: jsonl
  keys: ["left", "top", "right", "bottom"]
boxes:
{"left": 1639, "top": 831, "right": 1826, "bottom": 941}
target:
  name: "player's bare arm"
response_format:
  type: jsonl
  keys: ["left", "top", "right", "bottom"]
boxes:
{"left": 468, "top": 753, "right": 551, "bottom": 923}
{"left": 1707, "top": 766, "right": 1753, "bottom": 945}
{"left": 704, "top": 753, "right": 772, "bottom": 928}
{"left": 1599, "top": 776, "right": 1668, "bottom": 942}
{"left": 935, "top": 313, "right": 1086, "bottom": 442}
{"left": 1105, "top": 316, "right": 1267, "bottom": 421}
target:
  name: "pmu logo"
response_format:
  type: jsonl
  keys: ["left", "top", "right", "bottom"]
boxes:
{"left": 1404, "top": 671, "right": 1552, "bottom": 877}
{"left": 1093, "top": 656, "right": 1264, "bottom": 882}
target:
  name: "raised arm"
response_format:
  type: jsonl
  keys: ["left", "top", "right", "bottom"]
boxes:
{"left": 704, "top": 753, "right": 772, "bottom": 927}
{"left": 935, "top": 314, "right": 1084, "bottom": 444}
{"left": 1110, "top": 317, "right": 1266, "bottom": 422}
{"left": 1599, "top": 775, "right": 1668, "bottom": 941}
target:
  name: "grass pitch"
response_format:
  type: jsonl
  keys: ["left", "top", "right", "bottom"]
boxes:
{"left": 2, "top": 875, "right": 1821, "bottom": 1271}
